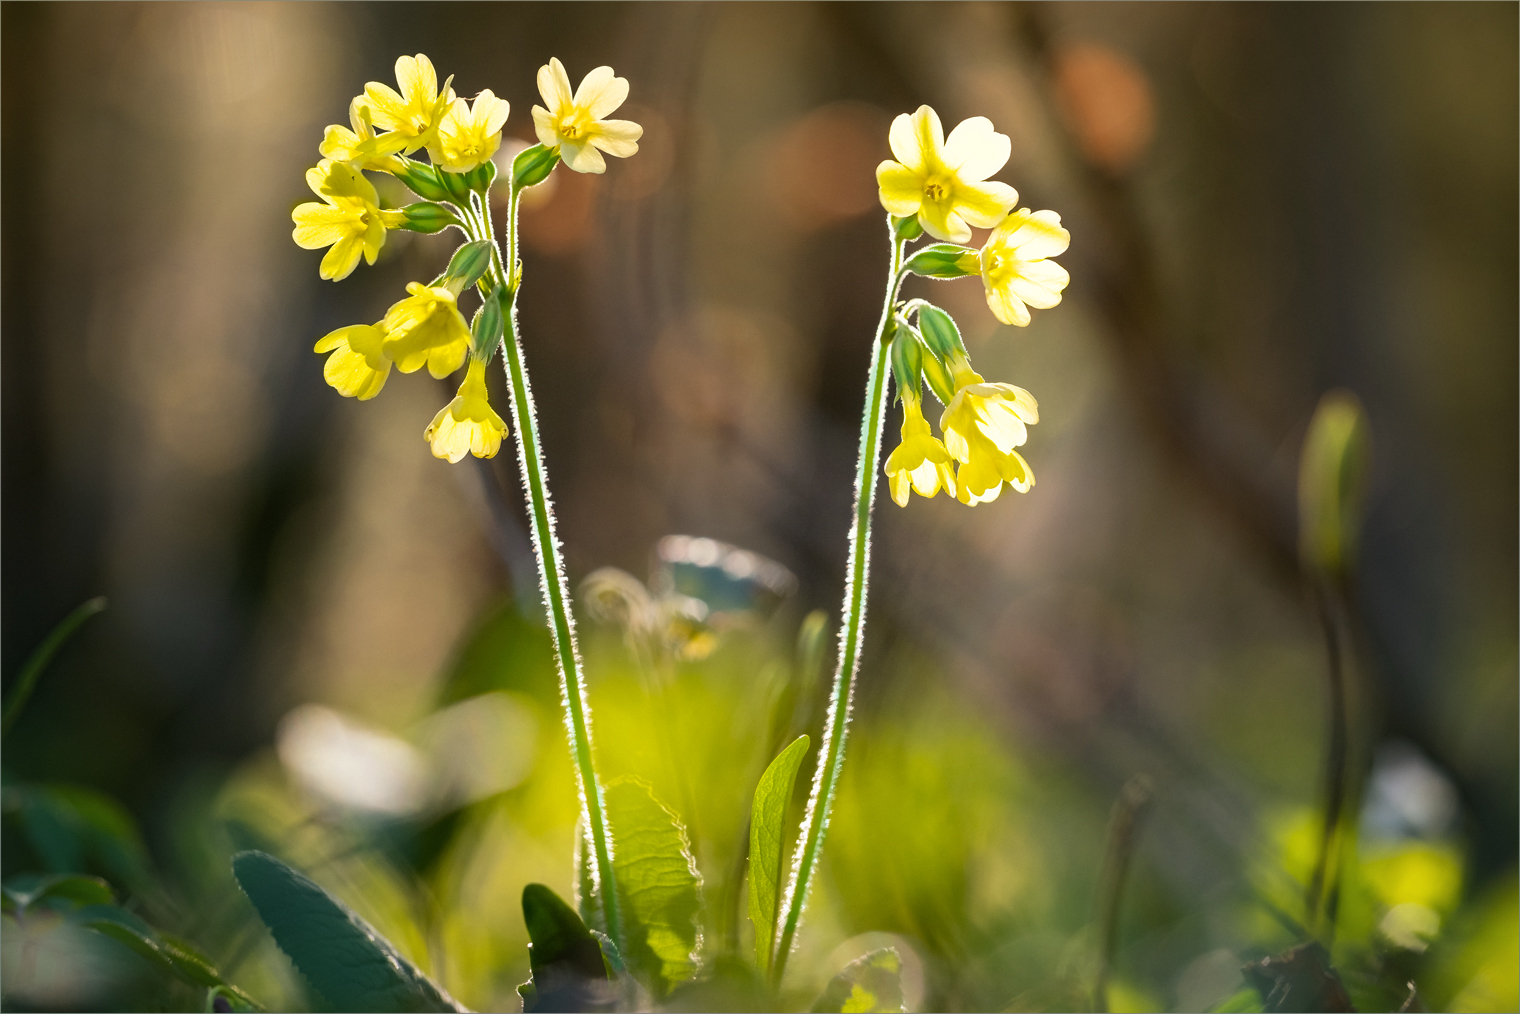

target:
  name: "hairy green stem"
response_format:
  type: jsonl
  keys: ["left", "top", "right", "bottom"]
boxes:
{"left": 473, "top": 176, "right": 622, "bottom": 948}
{"left": 771, "top": 219, "right": 907, "bottom": 986}
{"left": 1306, "top": 579, "right": 1350, "bottom": 946}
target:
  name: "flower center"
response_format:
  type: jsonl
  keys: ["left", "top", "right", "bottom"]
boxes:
{"left": 923, "top": 177, "right": 950, "bottom": 202}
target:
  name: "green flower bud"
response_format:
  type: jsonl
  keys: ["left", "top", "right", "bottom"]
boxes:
{"left": 1298, "top": 390, "right": 1372, "bottom": 580}
{"left": 891, "top": 214, "right": 925, "bottom": 241}
{"left": 393, "top": 159, "right": 453, "bottom": 203}
{"left": 903, "top": 243, "right": 980, "bottom": 279}
{"left": 512, "top": 143, "right": 561, "bottom": 189}
{"left": 443, "top": 240, "right": 494, "bottom": 294}
{"left": 440, "top": 167, "right": 474, "bottom": 204}
{"left": 465, "top": 158, "right": 498, "bottom": 194}
{"left": 471, "top": 285, "right": 505, "bottom": 359}
{"left": 890, "top": 324, "right": 924, "bottom": 405}
{"left": 914, "top": 304, "right": 968, "bottom": 363}
{"left": 396, "top": 202, "right": 462, "bottom": 234}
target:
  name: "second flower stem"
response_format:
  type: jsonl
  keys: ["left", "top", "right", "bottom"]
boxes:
{"left": 480, "top": 177, "right": 623, "bottom": 950}
{"left": 771, "top": 219, "right": 907, "bottom": 986}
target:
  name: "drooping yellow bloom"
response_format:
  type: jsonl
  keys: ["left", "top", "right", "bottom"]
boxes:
{"left": 429, "top": 90, "right": 511, "bottom": 173}
{"left": 291, "top": 159, "right": 405, "bottom": 281}
{"left": 884, "top": 398, "right": 957, "bottom": 506}
{"left": 975, "top": 208, "right": 1072, "bottom": 327}
{"left": 379, "top": 282, "right": 472, "bottom": 378}
{"left": 314, "top": 323, "right": 391, "bottom": 400}
{"left": 425, "top": 358, "right": 508, "bottom": 462}
{"left": 362, "top": 53, "right": 454, "bottom": 155}
{"left": 531, "top": 58, "right": 643, "bottom": 174}
{"left": 320, "top": 98, "right": 410, "bottom": 174}
{"left": 939, "top": 372, "right": 1039, "bottom": 504}
{"left": 876, "top": 106, "right": 1019, "bottom": 244}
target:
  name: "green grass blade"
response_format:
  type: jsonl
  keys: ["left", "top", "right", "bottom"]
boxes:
{"left": 231, "top": 850, "right": 463, "bottom": 1013}
{"left": 2, "top": 597, "right": 106, "bottom": 736}
{"left": 749, "top": 735, "right": 810, "bottom": 973}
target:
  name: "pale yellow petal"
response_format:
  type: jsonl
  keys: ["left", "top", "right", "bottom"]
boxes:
{"left": 1005, "top": 259, "right": 1070, "bottom": 309}
{"left": 590, "top": 118, "right": 642, "bottom": 157}
{"left": 320, "top": 235, "right": 363, "bottom": 281}
{"left": 292, "top": 204, "right": 353, "bottom": 249}
{"left": 953, "top": 180, "right": 1018, "bottom": 229}
{"left": 943, "top": 116, "right": 1010, "bottom": 181}
{"left": 363, "top": 82, "right": 411, "bottom": 131}
{"left": 574, "top": 65, "right": 629, "bottom": 119}
{"left": 876, "top": 161, "right": 923, "bottom": 216}
{"left": 998, "top": 208, "right": 1070, "bottom": 260}
{"left": 890, "top": 470, "right": 911, "bottom": 507}
{"left": 473, "top": 90, "right": 511, "bottom": 135}
{"left": 426, "top": 339, "right": 468, "bottom": 379}
{"left": 531, "top": 106, "right": 559, "bottom": 147}
{"left": 560, "top": 140, "right": 606, "bottom": 174}
{"left": 395, "top": 54, "right": 437, "bottom": 106}
{"left": 919, "top": 201, "right": 970, "bottom": 244}
{"left": 538, "top": 58, "right": 573, "bottom": 113}
{"left": 986, "top": 282, "right": 1031, "bottom": 327}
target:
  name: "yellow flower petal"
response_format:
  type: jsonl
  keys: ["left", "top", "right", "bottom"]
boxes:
{"left": 590, "top": 118, "right": 642, "bottom": 157}
{"left": 942, "top": 116, "right": 1010, "bottom": 181}
{"left": 425, "top": 359, "right": 508, "bottom": 462}
{"left": 537, "top": 58, "right": 574, "bottom": 113}
{"left": 876, "top": 161, "right": 924, "bottom": 216}
{"left": 320, "top": 235, "right": 364, "bottom": 281}
{"left": 953, "top": 180, "right": 1018, "bottom": 229}
{"left": 574, "top": 65, "right": 629, "bottom": 119}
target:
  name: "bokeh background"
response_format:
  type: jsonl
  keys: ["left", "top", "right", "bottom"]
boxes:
{"left": 2, "top": 2, "right": 1515, "bottom": 1011}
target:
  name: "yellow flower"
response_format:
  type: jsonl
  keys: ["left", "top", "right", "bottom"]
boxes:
{"left": 429, "top": 89, "right": 511, "bottom": 174}
{"left": 291, "top": 159, "right": 404, "bottom": 281}
{"left": 379, "top": 282, "right": 472, "bottom": 378}
{"left": 320, "top": 98, "right": 410, "bottom": 174}
{"left": 531, "top": 58, "right": 643, "bottom": 174}
{"left": 876, "top": 106, "right": 1018, "bottom": 243}
{"left": 939, "top": 373, "right": 1039, "bottom": 504}
{"left": 314, "top": 323, "right": 391, "bottom": 400}
{"left": 426, "top": 359, "right": 508, "bottom": 462}
{"left": 976, "top": 209, "right": 1071, "bottom": 327}
{"left": 884, "top": 399, "right": 957, "bottom": 506}
{"left": 362, "top": 53, "right": 454, "bottom": 154}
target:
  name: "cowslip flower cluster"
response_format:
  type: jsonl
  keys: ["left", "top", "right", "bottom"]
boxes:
{"left": 877, "top": 105, "right": 1070, "bottom": 505}
{"left": 292, "top": 53, "right": 642, "bottom": 462}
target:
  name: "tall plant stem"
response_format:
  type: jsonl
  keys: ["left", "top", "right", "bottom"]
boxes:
{"left": 771, "top": 220, "right": 907, "bottom": 987}
{"left": 1306, "top": 578, "right": 1351, "bottom": 946}
{"left": 475, "top": 177, "right": 622, "bottom": 948}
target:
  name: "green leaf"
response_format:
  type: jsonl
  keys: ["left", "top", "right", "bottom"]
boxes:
{"left": 231, "top": 850, "right": 463, "bottom": 1013}
{"left": 902, "top": 243, "right": 979, "bottom": 279}
{"left": 810, "top": 948, "right": 905, "bottom": 1013}
{"left": 398, "top": 202, "right": 462, "bottom": 234}
{"left": 69, "top": 903, "right": 260, "bottom": 1007}
{"left": 1297, "top": 390, "right": 1372, "bottom": 579}
{"left": 519, "top": 883, "right": 617, "bottom": 1013}
{"left": 1, "top": 872, "right": 113, "bottom": 913}
{"left": 590, "top": 779, "right": 702, "bottom": 997}
{"left": 748, "top": 735, "right": 810, "bottom": 973}
{"left": 2, "top": 596, "right": 105, "bottom": 736}
{"left": 512, "top": 144, "right": 561, "bottom": 189}
{"left": 13, "top": 783, "right": 159, "bottom": 898}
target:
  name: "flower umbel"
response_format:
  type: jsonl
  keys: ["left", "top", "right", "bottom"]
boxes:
{"left": 363, "top": 53, "right": 454, "bottom": 154}
{"left": 429, "top": 90, "right": 511, "bottom": 173}
{"left": 314, "top": 323, "right": 391, "bottom": 400}
{"left": 379, "top": 282, "right": 472, "bottom": 378}
{"left": 876, "top": 105, "right": 1018, "bottom": 243}
{"left": 319, "top": 98, "right": 410, "bottom": 174}
{"left": 425, "top": 358, "right": 508, "bottom": 462}
{"left": 939, "top": 372, "right": 1040, "bottom": 504}
{"left": 291, "top": 159, "right": 404, "bottom": 281}
{"left": 532, "top": 58, "right": 643, "bottom": 174}
{"left": 885, "top": 398, "right": 957, "bottom": 506}
{"left": 976, "top": 208, "right": 1072, "bottom": 327}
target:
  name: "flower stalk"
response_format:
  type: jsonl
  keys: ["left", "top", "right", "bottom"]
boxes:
{"left": 771, "top": 219, "right": 908, "bottom": 986}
